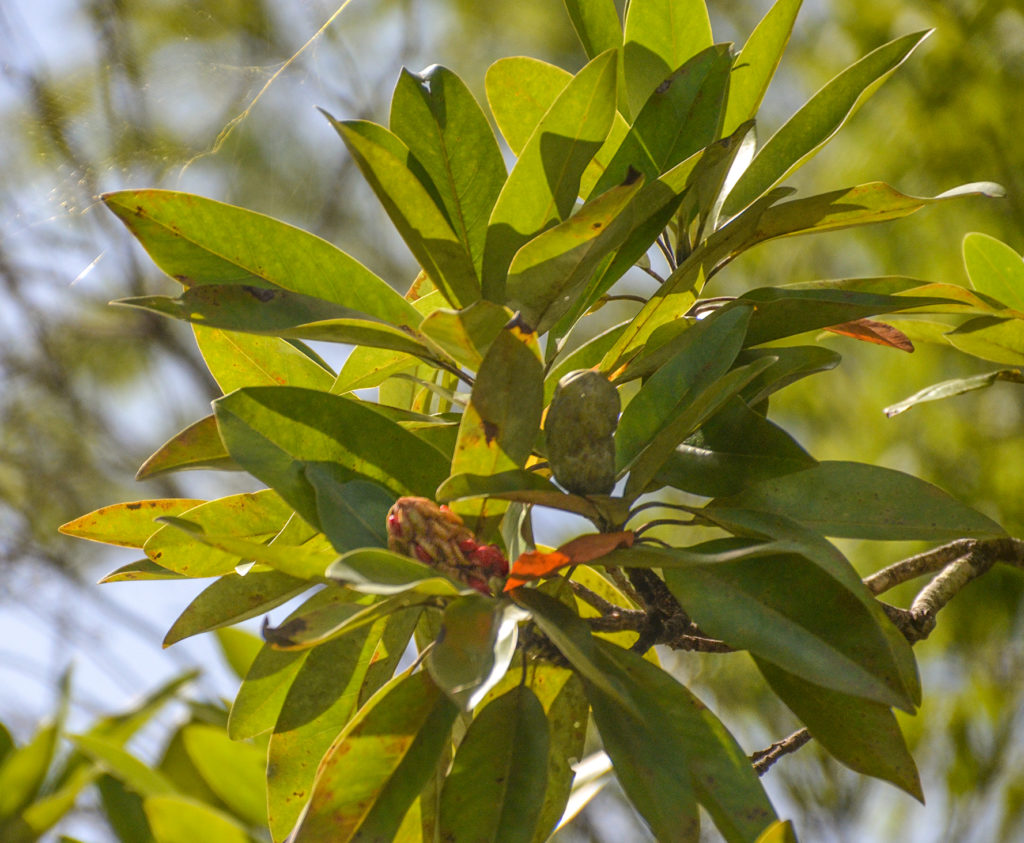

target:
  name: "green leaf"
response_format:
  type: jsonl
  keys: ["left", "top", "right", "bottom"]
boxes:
{"left": 228, "top": 626, "right": 312, "bottom": 741}
{"left": 586, "top": 640, "right": 777, "bottom": 843}
{"left": 103, "top": 189, "right": 418, "bottom": 325}
{"left": 943, "top": 316, "right": 1024, "bottom": 365}
{"left": 193, "top": 326, "right": 334, "bottom": 394}
{"left": 181, "top": 724, "right": 267, "bottom": 826}
{"left": 884, "top": 369, "right": 1024, "bottom": 417}
{"left": 390, "top": 65, "right": 507, "bottom": 276}
{"left": 722, "top": 0, "right": 802, "bottom": 135}
{"left": 327, "top": 549, "right": 467, "bottom": 597}
{"left": 621, "top": 0, "right": 713, "bottom": 117}
{"left": 333, "top": 346, "right": 417, "bottom": 394}
{"left": 963, "top": 232, "right": 1024, "bottom": 311}
{"left": 267, "top": 604, "right": 386, "bottom": 839}
{"left": 564, "top": 0, "right": 621, "bottom": 59}
{"left": 136, "top": 415, "right": 236, "bottom": 481}
{"left": 507, "top": 174, "right": 645, "bottom": 334}
{"left": 511, "top": 587, "right": 635, "bottom": 712}
{"left": 439, "top": 686, "right": 549, "bottom": 843}
{"left": 624, "top": 357, "right": 777, "bottom": 499}
{"left": 739, "top": 286, "right": 954, "bottom": 347}
{"left": 327, "top": 116, "right": 480, "bottom": 307}
{"left": 143, "top": 490, "right": 293, "bottom": 577}
{"left": 70, "top": 735, "right": 177, "bottom": 798}
{"left": 142, "top": 796, "right": 252, "bottom": 843}
{"left": 594, "top": 44, "right": 731, "bottom": 195}
{"left": 96, "top": 775, "right": 151, "bottom": 843}
{"left": 735, "top": 345, "right": 841, "bottom": 407}
{"left": 419, "top": 300, "right": 511, "bottom": 371}
{"left": 437, "top": 470, "right": 605, "bottom": 522}
{"left": 482, "top": 50, "right": 618, "bottom": 302}
{"left": 97, "top": 556, "right": 184, "bottom": 582}
{"left": 616, "top": 305, "right": 752, "bottom": 470}
{"left": 306, "top": 471, "right": 393, "bottom": 553}
{"left": 756, "top": 659, "right": 923, "bottom": 800}
{"left": 214, "top": 387, "right": 450, "bottom": 526}
{"left": 427, "top": 597, "right": 524, "bottom": 710}
{"left": 485, "top": 58, "right": 572, "bottom": 156}
{"left": 293, "top": 670, "right": 458, "bottom": 843}
{"left": 752, "top": 181, "right": 1005, "bottom": 245}
{"left": 214, "top": 628, "right": 263, "bottom": 681}
{"left": 164, "top": 569, "right": 309, "bottom": 646}
{"left": 0, "top": 724, "right": 60, "bottom": 821}
{"left": 756, "top": 821, "right": 799, "bottom": 843}
{"left": 722, "top": 31, "right": 932, "bottom": 217}
{"left": 656, "top": 397, "right": 816, "bottom": 497}
{"left": 448, "top": 322, "right": 544, "bottom": 536}
{"left": 662, "top": 539, "right": 916, "bottom": 710}
{"left": 59, "top": 499, "right": 204, "bottom": 548}
{"left": 711, "top": 460, "right": 1007, "bottom": 540}
{"left": 116, "top": 285, "right": 435, "bottom": 358}
{"left": 693, "top": 507, "right": 920, "bottom": 707}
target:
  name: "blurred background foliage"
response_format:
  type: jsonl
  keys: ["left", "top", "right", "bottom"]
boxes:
{"left": 2, "top": 0, "right": 1023, "bottom": 840}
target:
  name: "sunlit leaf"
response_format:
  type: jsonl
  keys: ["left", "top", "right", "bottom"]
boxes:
{"left": 418, "top": 300, "right": 511, "bottom": 371}
{"left": 391, "top": 65, "right": 507, "bottom": 276}
{"left": 293, "top": 670, "right": 458, "bottom": 843}
{"left": 483, "top": 50, "right": 618, "bottom": 302}
{"left": 193, "top": 326, "right": 334, "bottom": 394}
{"left": 135, "top": 415, "right": 237, "bottom": 480}
{"left": 326, "top": 116, "right": 481, "bottom": 307}
{"left": 214, "top": 627, "right": 263, "bottom": 681}
{"left": 214, "top": 386, "right": 450, "bottom": 526}
{"left": 621, "top": 0, "right": 712, "bottom": 117}
{"left": 946, "top": 315, "right": 1024, "bottom": 365}
{"left": 485, "top": 58, "right": 572, "bottom": 156}
{"left": 58, "top": 499, "right": 205, "bottom": 549}
{"left": 103, "top": 189, "right": 418, "bottom": 324}
{"left": 722, "top": 31, "right": 932, "bottom": 217}
{"left": 963, "top": 231, "right": 1024, "bottom": 311}
{"left": 722, "top": 0, "right": 802, "bottom": 135}
{"left": 181, "top": 724, "right": 267, "bottom": 826}
{"left": 142, "top": 795, "right": 252, "bottom": 843}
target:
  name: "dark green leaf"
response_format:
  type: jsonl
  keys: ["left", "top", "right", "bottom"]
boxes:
{"left": 326, "top": 116, "right": 480, "bottom": 307}
{"left": 439, "top": 686, "right": 549, "bottom": 843}
{"left": 103, "top": 189, "right": 418, "bottom": 325}
{"left": 391, "top": 65, "right": 507, "bottom": 276}
{"left": 306, "top": 470, "right": 393, "bottom": 553}
{"left": 656, "top": 397, "right": 816, "bottom": 497}
{"left": 757, "top": 659, "right": 923, "bottom": 800}
{"left": 722, "top": 31, "right": 932, "bottom": 217}
{"left": 711, "top": 460, "right": 1007, "bottom": 540}
{"left": 587, "top": 640, "right": 776, "bottom": 843}
{"left": 735, "top": 345, "right": 842, "bottom": 407}
{"left": 428, "top": 597, "right": 524, "bottom": 710}
{"left": 616, "top": 305, "right": 752, "bottom": 470}
{"left": 437, "top": 471, "right": 604, "bottom": 522}
{"left": 327, "top": 549, "right": 466, "bottom": 596}
{"left": 483, "top": 50, "right": 618, "bottom": 302}
{"left": 135, "top": 416, "right": 236, "bottom": 481}
{"left": 663, "top": 540, "right": 916, "bottom": 710}
{"left": 214, "top": 386, "right": 450, "bottom": 526}
{"left": 293, "top": 670, "right": 458, "bottom": 843}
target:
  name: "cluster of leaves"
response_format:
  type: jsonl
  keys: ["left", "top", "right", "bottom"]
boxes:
{"left": 0, "top": 654, "right": 270, "bottom": 843}
{"left": 58, "top": 0, "right": 1024, "bottom": 840}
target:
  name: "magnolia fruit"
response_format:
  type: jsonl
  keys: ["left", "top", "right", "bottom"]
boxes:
{"left": 386, "top": 497, "right": 508, "bottom": 594}
{"left": 545, "top": 369, "right": 620, "bottom": 495}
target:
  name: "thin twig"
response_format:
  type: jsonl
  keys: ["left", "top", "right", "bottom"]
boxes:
{"left": 751, "top": 729, "right": 812, "bottom": 775}
{"left": 863, "top": 539, "right": 976, "bottom": 595}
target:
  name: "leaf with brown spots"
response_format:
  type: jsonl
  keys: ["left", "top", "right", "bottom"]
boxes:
{"left": 59, "top": 499, "right": 205, "bottom": 548}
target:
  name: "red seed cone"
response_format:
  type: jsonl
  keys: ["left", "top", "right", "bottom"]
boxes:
{"left": 386, "top": 497, "right": 508, "bottom": 594}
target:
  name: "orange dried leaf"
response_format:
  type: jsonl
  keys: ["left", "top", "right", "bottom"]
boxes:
{"left": 504, "top": 551, "right": 571, "bottom": 591}
{"left": 824, "top": 318, "right": 914, "bottom": 352}
{"left": 558, "top": 530, "right": 634, "bottom": 564}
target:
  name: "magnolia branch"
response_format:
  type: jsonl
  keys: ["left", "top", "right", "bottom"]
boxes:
{"left": 566, "top": 536, "right": 1024, "bottom": 774}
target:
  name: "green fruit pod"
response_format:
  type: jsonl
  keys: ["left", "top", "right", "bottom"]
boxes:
{"left": 545, "top": 369, "right": 620, "bottom": 494}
